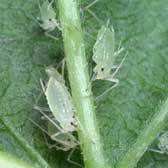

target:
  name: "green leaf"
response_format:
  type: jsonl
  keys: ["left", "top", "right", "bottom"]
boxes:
{"left": 84, "top": 0, "right": 168, "bottom": 167}
{"left": 0, "top": 0, "right": 62, "bottom": 167}
{"left": 0, "top": 151, "right": 34, "bottom": 168}
{"left": 0, "top": 0, "right": 168, "bottom": 168}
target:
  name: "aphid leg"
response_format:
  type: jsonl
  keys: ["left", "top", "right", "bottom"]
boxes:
{"left": 33, "top": 78, "right": 47, "bottom": 112}
{"left": 81, "top": 0, "right": 101, "bottom": 23}
{"left": 34, "top": 89, "right": 44, "bottom": 108}
{"left": 61, "top": 58, "right": 66, "bottom": 77}
{"left": 54, "top": 145, "right": 69, "bottom": 151}
{"left": 148, "top": 148, "right": 165, "bottom": 154}
{"left": 110, "top": 51, "right": 128, "bottom": 78}
{"left": 51, "top": 135, "right": 78, "bottom": 151}
{"left": 45, "top": 31, "right": 59, "bottom": 41}
{"left": 29, "top": 117, "right": 68, "bottom": 150}
{"left": 42, "top": 128, "right": 70, "bottom": 151}
{"left": 51, "top": 132, "right": 64, "bottom": 140}
{"left": 95, "top": 52, "right": 128, "bottom": 100}
{"left": 40, "top": 78, "right": 46, "bottom": 92}
{"left": 34, "top": 105, "right": 63, "bottom": 132}
{"left": 84, "top": 0, "right": 99, "bottom": 9}
{"left": 28, "top": 117, "right": 56, "bottom": 139}
{"left": 114, "top": 41, "right": 124, "bottom": 56}
{"left": 85, "top": 9, "right": 101, "bottom": 23}
{"left": 67, "top": 148, "right": 83, "bottom": 168}
{"left": 95, "top": 79, "right": 118, "bottom": 101}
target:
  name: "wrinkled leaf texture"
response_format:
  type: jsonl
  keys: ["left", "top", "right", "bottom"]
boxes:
{"left": 0, "top": 0, "right": 168, "bottom": 168}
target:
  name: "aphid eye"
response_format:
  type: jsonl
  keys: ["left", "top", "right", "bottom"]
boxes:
{"left": 49, "top": 18, "right": 52, "bottom": 21}
{"left": 101, "top": 67, "right": 104, "bottom": 71}
{"left": 67, "top": 138, "right": 71, "bottom": 142}
{"left": 70, "top": 122, "right": 74, "bottom": 126}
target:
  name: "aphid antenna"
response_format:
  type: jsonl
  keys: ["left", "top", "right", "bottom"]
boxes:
{"left": 44, "top": 32, "right": 60, "bottom": 40}
{"left": 28, "top": 117, "right": 52, "bottom": 137}
{"left": 84, "top": 0, "right": 99, "bottom": 10}
{"left": 47, "top": 0, "right": 54, "bottom": 10}
{"left": 95, "top": 82, "right": 118, "bottom": 101}
{"left": 148, "top": 148, "right": 165, "bottom": 154}
{"left": 81, "top": 0, "right": 102, "bottom": 24}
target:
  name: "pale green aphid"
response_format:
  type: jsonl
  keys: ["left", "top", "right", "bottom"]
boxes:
{"left": 47, "top": 122, "right": 78, "bottom": 151}
{"left": 34, "top": 66, "right": 79, "bottom": 151}
{"left": 45, "top": 67, "right": 77, "bottom": 133}
{"left": 38, "top": 0, "right": 61, "bottom": 40}
{"left": 30, "top": 112, "right": 78, "bottom": 151}
{"left": 92, "top": 23, "right": 126, "bottom": 99}
{"left": 149, "top": 131, "right": 168, "bottom": 154}
{"left": 38, "top": 0, "right": 60, "bottom": 31}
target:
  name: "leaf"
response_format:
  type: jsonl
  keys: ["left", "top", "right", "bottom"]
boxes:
{"left": 0, "top": 0, "right": 63, "bottom": 167}
{"left": 84, "top": 0, "right": 168, "bottom": 167}
{"left": 0, "top": 0, "right": 168, "bottom": 168}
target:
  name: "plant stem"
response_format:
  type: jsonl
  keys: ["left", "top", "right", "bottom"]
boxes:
{"left": 57, "top": 1, "right": 107, "bottom": 168}
{"left": 116, "top": 98, "right": 168, "bottom": 168}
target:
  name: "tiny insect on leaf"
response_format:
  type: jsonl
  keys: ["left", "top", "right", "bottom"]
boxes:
{"left": 38, "top": 0, "right": 60, "bottom": 32}
{"left": 92, "top": 22, "right": 127, "bottom": 99}
{"left": 93, "top": 25, "right": 116, "bottom": 80}
{"left": 45, "top": 67, "right": 77, "bottom": 133}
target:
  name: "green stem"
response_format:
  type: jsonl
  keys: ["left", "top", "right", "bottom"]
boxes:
{"left": 57, "top": 1, "right": 107, "bottom": 168}
{"left": 116, "top": 98, "right": 168, "bottom": 168}
{"left": 0, "top": 151, "right": 34, "bottom": 168}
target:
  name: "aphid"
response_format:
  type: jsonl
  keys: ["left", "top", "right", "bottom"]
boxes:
{"left": 92, "top": 22, "right": 127, "bottom": 99}
{"left": 44, "top": 67, "right": 77, "bottom": 133}
{"left": 47, "top": 121, "right": 78, "bottom": 151}
{"left": 158, "top": 131, "right": 168, "bottom": 153}
{"left": 149, "top": 131, "right": 168, "bottom": 154}
{"left": 37, "top": 0, "right": 61, "bottom": 39}
{"left": 34, "top": 66, "right": 79, "bottom": 151}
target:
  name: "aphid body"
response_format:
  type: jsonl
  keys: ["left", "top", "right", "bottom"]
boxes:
{"left": 93, "top": 25, "right": 116, "bottom": 80}
{"left": 149, "top": 131, "right": 168, "bottom": 154}
{"left": 158, "top": 131, "right": 168, "bottom": 154}
{"left": 45, "top": 67, "right": 77, "bottom": 133}
{"left": 92, "top": 23, "right": 126, "bottom": 99}
{"left": 33, "top": 66, "right": 79, "bottom": 151}
{"left": 38, "top": 0, "right": 60, "bottom": 32}
{"left": 47, "top": 122, "right": 78, "bottom": 151}
{"left": 92, "top": 23, "right": 126, "bottom": 81}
